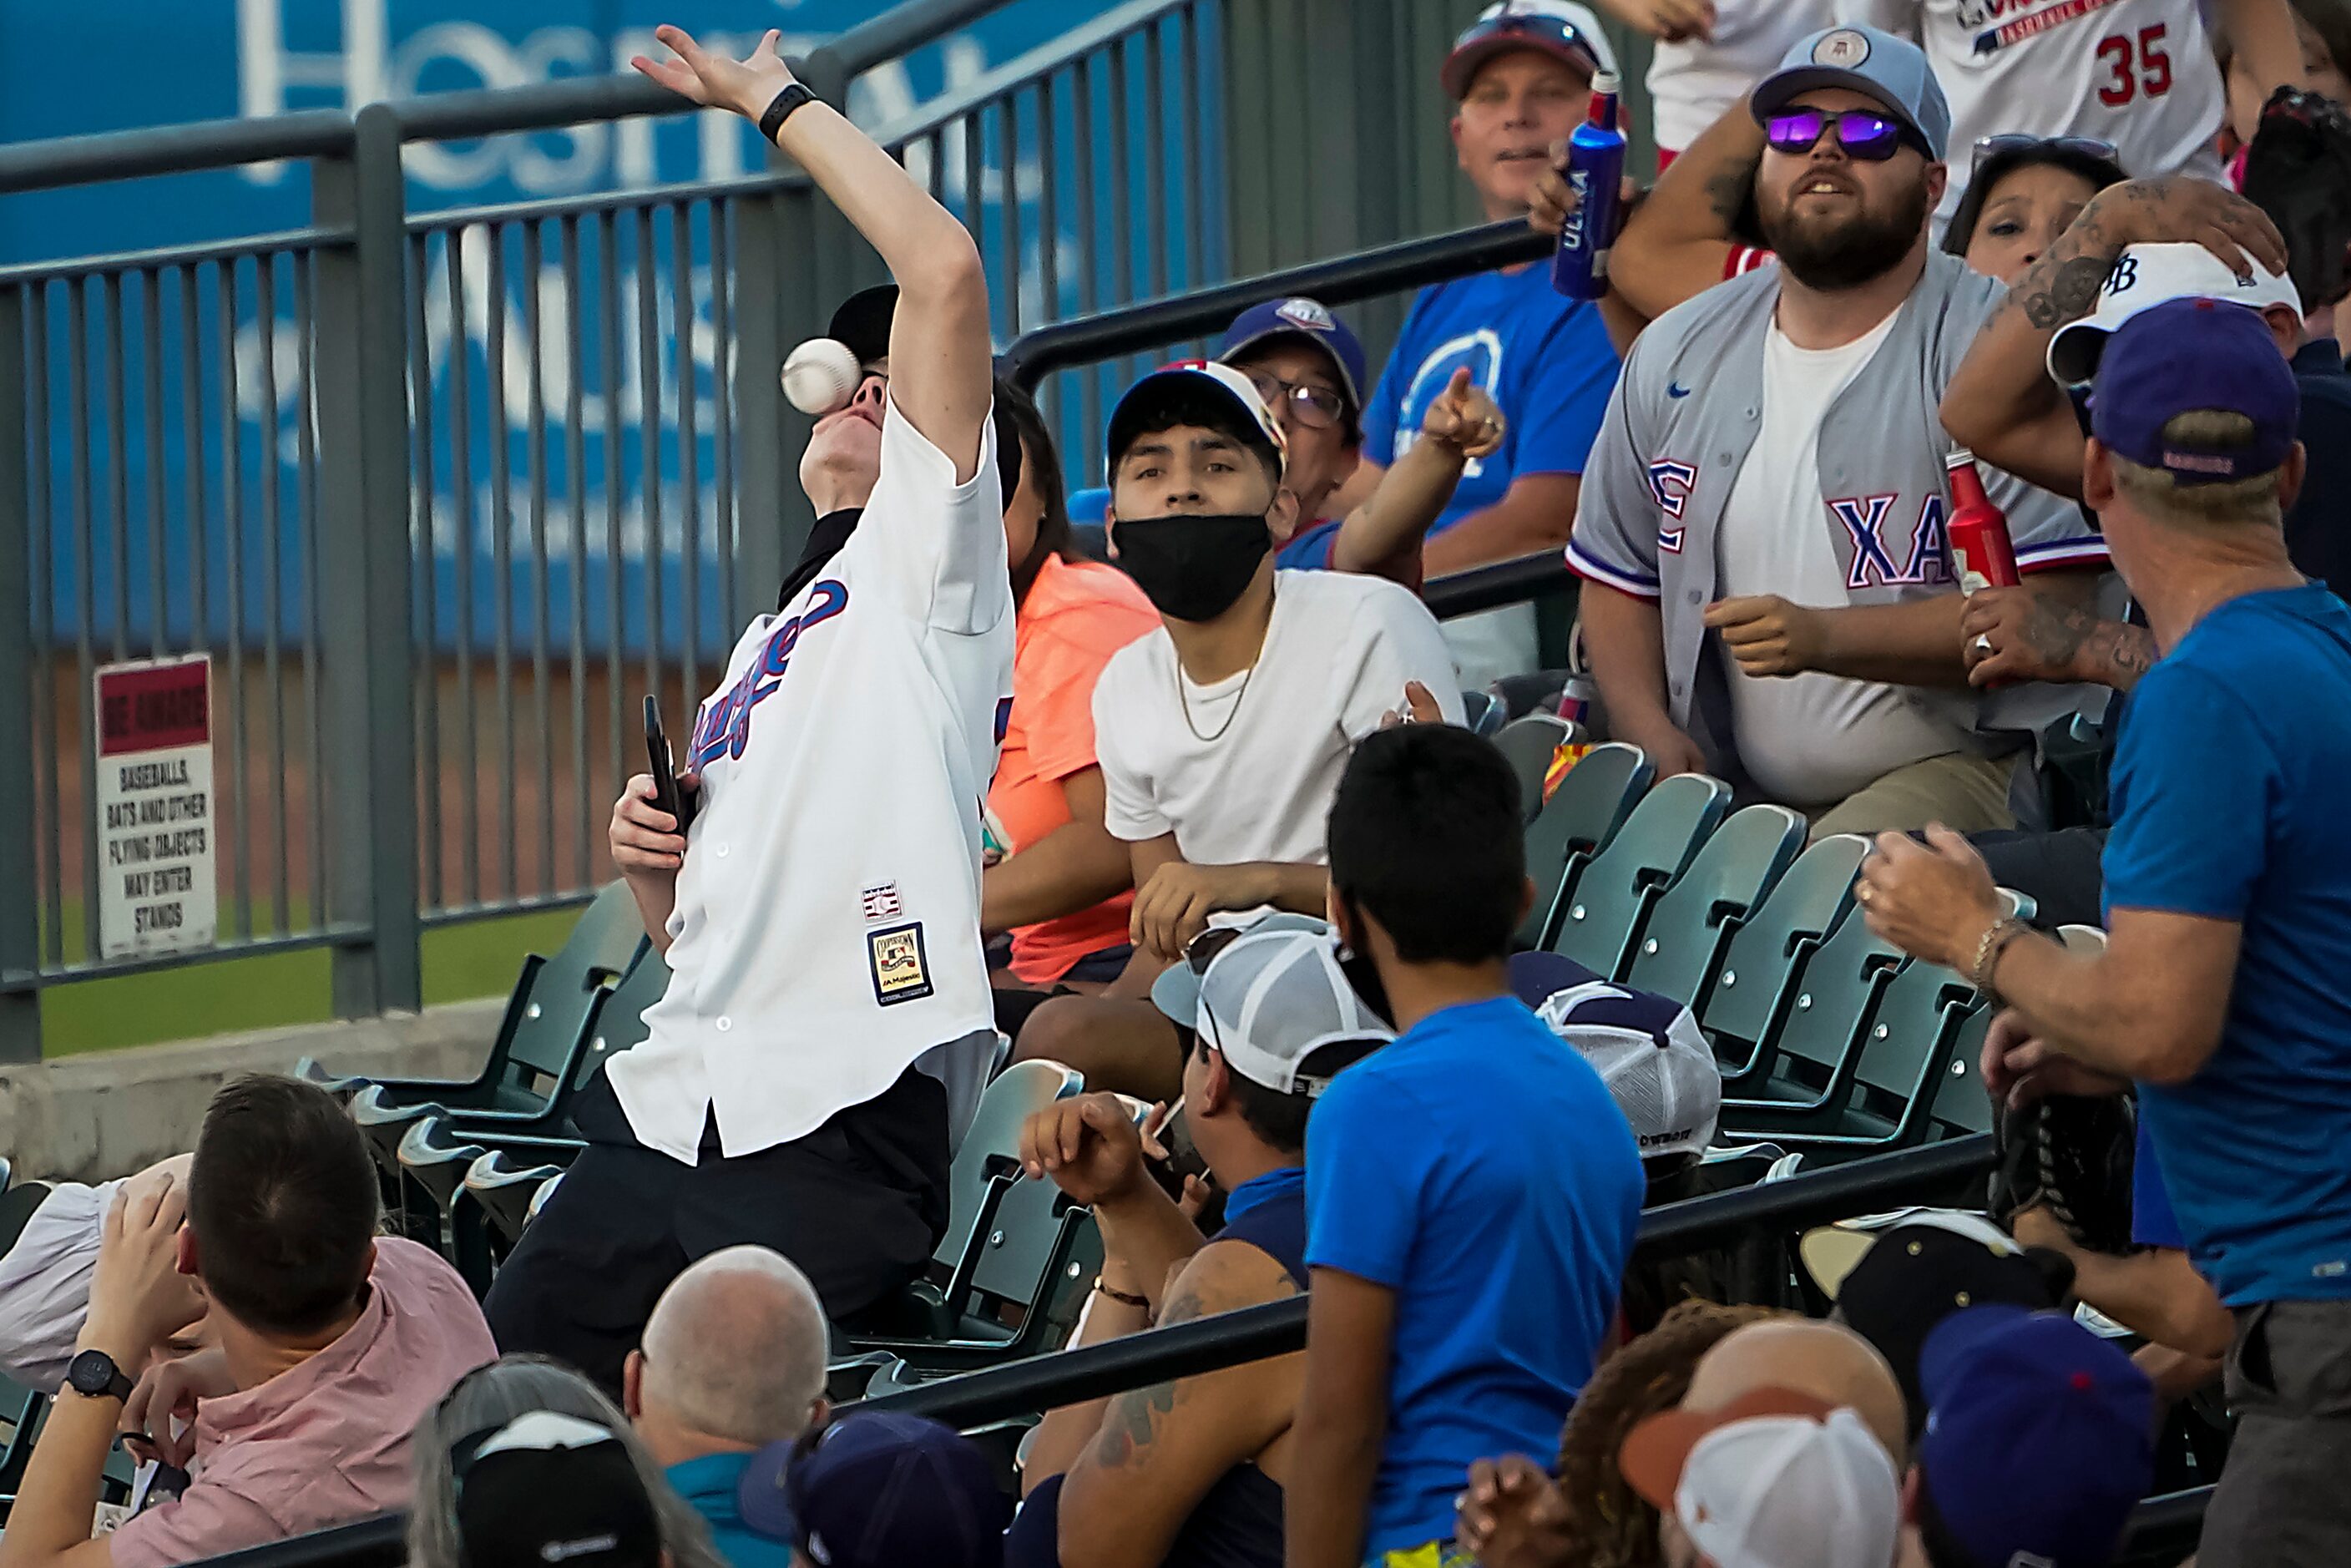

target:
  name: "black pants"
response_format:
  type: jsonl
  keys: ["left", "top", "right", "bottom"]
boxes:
{"left": 2200, "top": 1298, "right": 2351, "bottom": 1565}
{"left": 1969, "top": 826, "right": 2110, "bottom": 930}
{"left": 483, "top": 1069, "right": 950, "bottom": 1395}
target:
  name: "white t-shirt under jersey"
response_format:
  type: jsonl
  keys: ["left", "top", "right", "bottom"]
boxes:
{"left": 1650, "top": 0, "right": 1835, "bottom": 155}
{"left": 611, "top": 400, "right": 1015, "bottom": 1165}
{"left": 1094, "top": 569, "right": 1463, "bottom": 871}
{"left": 1837, "top": 0, "right": 2226, "bottom": 230}
{"left": 1716, "top": 310, "right": 1972, "bottom": 807}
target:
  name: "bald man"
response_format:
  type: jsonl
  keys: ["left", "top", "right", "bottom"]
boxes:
{"left": 623, "top": 1245, "right": 829, "bottom": 1567}
{"left": 1682, "top": 1318, "right": 1909, "bottom": 1467}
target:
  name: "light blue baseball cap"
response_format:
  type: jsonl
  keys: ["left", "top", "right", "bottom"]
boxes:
{"left": 1751, "top": 25, "right": 1952, "bottom": 162}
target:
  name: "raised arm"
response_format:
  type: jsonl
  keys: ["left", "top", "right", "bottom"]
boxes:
{"left": 634, "top": 27, "right": 991, "bottom": 478}
{"left": 1941, "top": 177, "right": 2289, "bottom": 497}
{"left": 1605, "top": 99, "right": 1768, "bottom": 322}
{"left": 2217, "top": 0, "right": 2315, "bottom": 107}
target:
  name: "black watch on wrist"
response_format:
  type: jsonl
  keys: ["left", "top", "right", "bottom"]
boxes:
{"left": 65, "top": 1348, "right": 135, "bottom": 1402}
{"left": 757, "top": 83, "right": 819, "bottom": 144}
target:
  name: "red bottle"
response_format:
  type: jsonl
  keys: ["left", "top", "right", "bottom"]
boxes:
{"left": 1945, "top": 448, "right": 2020, "bottom": 592}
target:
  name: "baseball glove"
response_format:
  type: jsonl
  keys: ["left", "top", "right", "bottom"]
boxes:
{"left": 1990, "top": 1092, "right": 2140, "bottom": 1256}
{"left": 2242, "top": 86, "right": 2351, "bottom": 313}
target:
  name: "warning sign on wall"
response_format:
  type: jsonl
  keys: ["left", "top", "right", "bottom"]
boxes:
{"left": 95, "top": 655, "right": 216, "bottom": 959}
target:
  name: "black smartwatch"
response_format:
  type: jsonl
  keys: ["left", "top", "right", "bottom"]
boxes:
{"left": 65, "top": 1348, "right": 134, "bottom": 1403}
{"left": 757, "top": 83, "right": 820, "bottom": 144}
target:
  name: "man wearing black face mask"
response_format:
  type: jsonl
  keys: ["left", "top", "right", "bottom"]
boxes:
{"left": 488, "top": 23, "right": 1013, "bottom": 1391}
{"left": 1006, "top": 362, "right": 1459, "bottom": 1101}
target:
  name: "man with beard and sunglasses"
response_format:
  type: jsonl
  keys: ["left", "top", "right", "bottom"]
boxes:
{"left": 1569, "top": 25, "right": 2111, "bottom": 839}
{"left": 1006, "top": 364, "right": 1458, "bottom": 1101}
{"left": 486, "top": 23, "right": 1013, "bottom": 1389}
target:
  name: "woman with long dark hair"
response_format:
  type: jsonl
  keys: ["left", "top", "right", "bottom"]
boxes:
{"left": 983, "top": 385, "right": 1161, "bottom": 995}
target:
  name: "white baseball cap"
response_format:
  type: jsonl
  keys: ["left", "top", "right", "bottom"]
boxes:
{"left": 1621, "top": 1389, "right": 1900, "bottom": 1568}
{"left": 1532, "top": 981, "right": 1720, "bottom": 1161}
{"left": 2048, "top": 242, "right": 2303, "bottom": 386}
{"left": 1182, "top": 928, "right": 1393, "bottom": 1096}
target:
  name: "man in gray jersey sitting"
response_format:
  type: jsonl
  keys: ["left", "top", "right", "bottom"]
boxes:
{"left": 1567, "top": 24, "right": 2108, "bottom": 838}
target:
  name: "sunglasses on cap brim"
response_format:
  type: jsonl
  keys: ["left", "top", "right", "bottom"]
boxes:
{"left": 1968, "top": 133, "right": 2119, "bottom": 176}
{"left": 1763, "top": 107, "right": 1924, "bottom": 162}
{"left": 1452, "top": 13, "right": 1603, "bottom": 78}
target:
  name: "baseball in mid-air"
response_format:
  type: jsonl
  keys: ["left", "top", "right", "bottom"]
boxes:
{"left": 781, "top": 336, "right": 864, "bottom": 415}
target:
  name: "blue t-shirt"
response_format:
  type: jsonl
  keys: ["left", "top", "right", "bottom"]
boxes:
{"left": 1304, "top": 995, "right": 1644, "bottom": 1555}
{"left": 2131, "top": 1125, "right": 2185, "bottom": 1252}
{"left": 1359, "top": 266, "right": 1618, "bottom": 538}
{"left": 666, "top": 1453, "right": 798, "bottom": 1568}
{"left": 2101, "top": 584, "right": 2351, "bottom": 1305}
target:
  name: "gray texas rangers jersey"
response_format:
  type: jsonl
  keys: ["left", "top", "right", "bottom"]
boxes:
{"left": 1568, "top": 249, "right": 2107, "bottom": 780}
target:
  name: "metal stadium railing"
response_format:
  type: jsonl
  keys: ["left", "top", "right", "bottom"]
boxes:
{"left": 131, "top": 1135, "right": 2213, "bottom": 1568}
{"left": 0, "top": 0, "right": 1484, "bottom": 1060}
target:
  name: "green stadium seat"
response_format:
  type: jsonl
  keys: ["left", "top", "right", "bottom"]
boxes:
{"left": 1547, "top": 774, "right": 1732, "bottom": 979}
{"left": 1716, "top": 899, "right": 1908, "bottom": 1128}
{"left": 451, "top": 1147, "right": 581, "bottom": 1296}
{"left": 300, "top": 881, "right": 645, "bottom": 1105}
{"left": 356, "top": 943, "right": 669, "bottom": 1228}
{"left": 1697, "top": 835, "right": 1871, "bottom": 1080}
{"left": 397, "top": 1118, "right": 589, "bottom": 1291}
{"left": 1492, "top": 714, "right": 1571, "bottom": 823}
{"left": 1622, "top": 804, "right": 1807, "bottom": 1006}
{"left": 1925, "top": 1004, "right": 1999, "bottom": 1139}
{"left": 1519, "top": 742, "right": 1653, "bottom": 949}
{"left": 834, "top": 1060, "right": 1096, "bottom": 1383}
{"left": 1724, "top": 960, "right": 1981, "bottom": 1152}
{"left": 2057, "top": 924, "right": 2108, "bottom": 955}
{"left": 1626, "top": 803, "right": 1805, "bottom": 1010}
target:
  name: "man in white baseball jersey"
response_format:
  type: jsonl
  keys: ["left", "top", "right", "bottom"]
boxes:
{"left": 1836, "top": 0, "right": 2311, "bottom": 231}
{"left": 1570, "top": 25, "right": 2111, "bottom": 838}
{"left": 483, "top": 23, "right": 1012, "bottom": 1390}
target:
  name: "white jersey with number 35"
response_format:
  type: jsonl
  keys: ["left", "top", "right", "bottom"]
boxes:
{"left": 1837, "top": 0, "right": 2227, "bottom": 229}
{"left": 608, "top": 402, "right": 1015, "bottom": 1166}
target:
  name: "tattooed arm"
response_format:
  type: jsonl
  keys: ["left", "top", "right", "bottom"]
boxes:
{"left": 1961, "top": 584, "right": 2157, "bottom": 691}
{"left": 1609, "top": 99, "right": 1767, "bottom": 321}
{"left": 1053, "top": 1242, "right": 1305, "bottom": 1568}
{"left": 1942, "top": 178, "right": 2291, "bottom": 498}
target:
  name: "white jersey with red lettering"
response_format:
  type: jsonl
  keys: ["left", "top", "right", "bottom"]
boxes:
{"left": 607, "top": 401, "right": 1014, "bottom": 1166}
{"left": 1835, "top": 0, "right": 2227, "bottom": 230}
{"left": 1650, "top": 0, "right": 1835, "bottom": 156}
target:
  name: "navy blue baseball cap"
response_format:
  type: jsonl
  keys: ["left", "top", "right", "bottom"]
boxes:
{"left": 1217, "top": 297, "right": 1368, "bottom": 417}
{"left": 2091, "top": 296, "right": 2299, "bottom": 486}
{"left": 737, "top": 1412, "right": 1010, "bottom": 1568}
{"left": 1917, "top": 1306, "right": 2156, "bottom": 1568}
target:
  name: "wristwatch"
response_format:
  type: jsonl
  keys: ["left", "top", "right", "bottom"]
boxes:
{"left": 757, "top": 83, "right": 820, "bottom": 144}
{"left": 64, "top": 1348, "right": 135, "bottom": 1403}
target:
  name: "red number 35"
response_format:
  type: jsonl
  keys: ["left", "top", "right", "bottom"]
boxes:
{"left": 2097, "top": 23, "right": 2173, "bottom": 107}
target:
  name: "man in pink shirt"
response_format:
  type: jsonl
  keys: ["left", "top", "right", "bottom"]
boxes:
{"left": 0, "top": 1076, "right": 496, "bottom": 1568}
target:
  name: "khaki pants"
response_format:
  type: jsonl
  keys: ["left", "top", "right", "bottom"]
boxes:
{"left": 1806, "top": 751, "right": 2017, "bottom": 843}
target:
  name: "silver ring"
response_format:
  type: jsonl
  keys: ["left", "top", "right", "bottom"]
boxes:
{"left": 1971, "top": 634, "right": 1994, "bottom": 657}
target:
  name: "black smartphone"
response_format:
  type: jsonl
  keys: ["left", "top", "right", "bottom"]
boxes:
{"left": 643, "top": 695, "right": 698, "bottom": 836}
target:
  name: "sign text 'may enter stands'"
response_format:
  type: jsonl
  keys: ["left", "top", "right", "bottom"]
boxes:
{"left": 95, "top": 655, "right": 216, "bottom": 959}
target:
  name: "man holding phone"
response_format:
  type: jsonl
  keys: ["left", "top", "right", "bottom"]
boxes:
{"left": 482, "top": 22, "right": 1014, "bottom": 1391}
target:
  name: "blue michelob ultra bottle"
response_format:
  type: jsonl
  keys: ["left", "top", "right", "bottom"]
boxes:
{"left": 1550, "top": 70, "right": 1624, "bottom": 301}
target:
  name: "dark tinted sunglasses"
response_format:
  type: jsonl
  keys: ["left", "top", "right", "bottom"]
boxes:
{"left": 1764, "top": 108, "right": 1914, "bottom": 162}
{"left": 1969, "top": 133, "right": 2119, "bottom": 176}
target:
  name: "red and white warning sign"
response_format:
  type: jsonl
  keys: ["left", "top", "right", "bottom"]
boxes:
{"left": 95, "top": 655, "right": 216, "bottom": 959}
